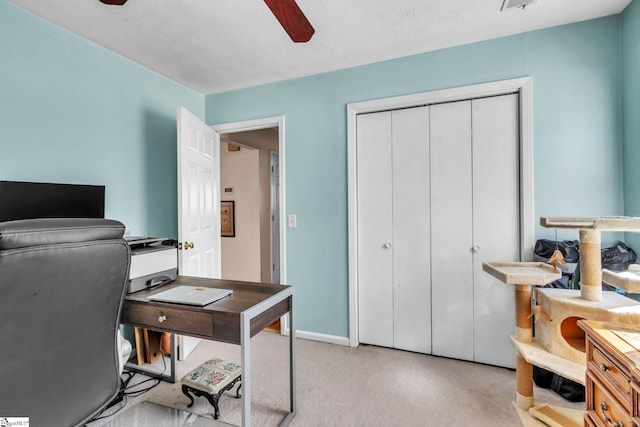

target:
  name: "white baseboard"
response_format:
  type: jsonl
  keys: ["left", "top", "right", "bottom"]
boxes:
{"left": 280, "top": 328, "right": 350, "bottom": 347}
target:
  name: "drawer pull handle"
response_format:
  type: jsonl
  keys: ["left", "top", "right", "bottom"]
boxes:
{"left": 158, "top": 314, "right": 167, "bottom": 323}
{"left": 599, "top": 363, "right": 611, "bottom": 372}
{"left": 600, "top": 401, "right": 623, "bottom": 427}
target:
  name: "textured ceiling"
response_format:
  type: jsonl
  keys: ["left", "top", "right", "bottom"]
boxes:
{"left": 8, "top": 0, "right": 632, "bottom": 94}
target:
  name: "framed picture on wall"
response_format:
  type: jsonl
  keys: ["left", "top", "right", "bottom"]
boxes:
{"left": 221, "top": 201, "right": 235, "bottom": 237}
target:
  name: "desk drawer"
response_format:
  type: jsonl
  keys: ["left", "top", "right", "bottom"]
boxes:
{"left": 122, "top": 302, "right": 214, "bottom": 338}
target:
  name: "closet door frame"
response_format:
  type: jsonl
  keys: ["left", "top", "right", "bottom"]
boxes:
{"left": 347, "top": 77, "right": 534, "bottom": 347}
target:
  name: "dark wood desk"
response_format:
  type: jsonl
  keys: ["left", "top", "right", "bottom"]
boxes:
{"left": 121, "top": 275, "right": 296, "bottom": 427}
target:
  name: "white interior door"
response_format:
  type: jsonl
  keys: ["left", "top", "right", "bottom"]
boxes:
{"left": 430, "top": 100, "right": 475, "bottom": 361}
{"left": 472, "top": 94, "right": 519, "bottom": 368}
{"left": 177, "top": 106, "right": 221, "bottom": 360}
{"left": 391, "top": 107, "right": 431, "bottom": 353}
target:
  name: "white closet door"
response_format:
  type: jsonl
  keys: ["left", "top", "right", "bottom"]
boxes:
{"left": 392, "top": 107, "right": 431, "bottom": 353}
{"left": 357, "top": 112, "right": 394, "bottom": 347}
{"left": 472, "top": 94, "right": 519, "bottom": 368}
{"left": 430, "top": 100, "right": 474, "bottom": 361}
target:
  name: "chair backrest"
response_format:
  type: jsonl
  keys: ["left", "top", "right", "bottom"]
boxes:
{"left": 0, "top": 218, "right": 131, "bottom": 426}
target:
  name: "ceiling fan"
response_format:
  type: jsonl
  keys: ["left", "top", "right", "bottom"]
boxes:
{"left": 98, "top": 0, "right": 315, "bottom": 43}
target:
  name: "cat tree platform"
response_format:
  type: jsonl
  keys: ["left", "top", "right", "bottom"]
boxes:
{"left": 539, "top": 216, "right": 640, "bottom": 231}
{"left": 540, "top": 216, "right": 640, "bottom": 302}
{"left": 482, "top": 262, "right": 562, "bottom": 286}
{"left": 602, "top": 264, "right": 640, "bottom": 294}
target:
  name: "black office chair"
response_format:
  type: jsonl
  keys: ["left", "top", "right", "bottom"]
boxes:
{"left": 0, "top": 218, "right": 131, "bottom": 426}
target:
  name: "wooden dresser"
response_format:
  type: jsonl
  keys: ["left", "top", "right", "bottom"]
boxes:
{"left": 579, "top": 320, "right": 640, "bottom": 427}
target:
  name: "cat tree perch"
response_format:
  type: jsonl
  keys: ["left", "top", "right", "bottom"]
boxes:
{"left": 539, "top": 216, "right": 640, "bottom": 301}
{"left": 483, "top": 216, "right": 640, "bottom": 427}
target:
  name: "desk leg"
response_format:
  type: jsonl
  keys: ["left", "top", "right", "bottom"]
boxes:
{"left": 240, "top": 290, "right": 295, "bottom": 427}
{"left": 289, "top": 295, "right": 296, "bottom": 416}
{"left": 241, "top": 312, "right": 251, "bottom": 427}
{"left": 274, "top": 299, "right": 296, "bottom": 426}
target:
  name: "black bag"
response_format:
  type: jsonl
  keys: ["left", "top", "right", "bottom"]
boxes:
{"left": 550, "top": 374, "right": 585, "bottom": 402}
{"left": 533, "top": 366, "right": 585, "bottom": 402}
{"left": 534, "top": 239, "right": 580, "bottom": 263}
{"left": 532, "top": 366, "right": 554, "bottom": 388}
{"left": 601, "top": 241, "right": 637, "bottom": 272}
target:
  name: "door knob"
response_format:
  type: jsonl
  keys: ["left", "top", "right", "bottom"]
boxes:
{"left": 180, "top": 241, "right": 195, "bottom": 250}
{"left": 383, "top": 243, "right": 392, "bottom": 249}
{"left": 472, "top": 244, "right": 480, "bottom": 253}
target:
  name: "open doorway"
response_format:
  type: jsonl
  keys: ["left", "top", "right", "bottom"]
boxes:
{"left": 219, "top": 128, "right": 279, "bottom": 283}
{"left": 213, "top": 117, "right": 285, "bottom": 333}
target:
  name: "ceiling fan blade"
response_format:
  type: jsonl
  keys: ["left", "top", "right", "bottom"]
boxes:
{"left": 99, "top": 0, "right": 128, "bottom": 5}
{"left": 263, "top": 0, "right": 315, "bottom": 43}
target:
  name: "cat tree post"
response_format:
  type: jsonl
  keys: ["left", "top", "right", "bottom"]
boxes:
{"left": 515, "top": 284, "right": 534, "bottom": 410}
{"left": 579, "top": 229, "right": 602, "bottom": 301}
{"left": 482, "top": 263, "right": 561, "bottom": 412}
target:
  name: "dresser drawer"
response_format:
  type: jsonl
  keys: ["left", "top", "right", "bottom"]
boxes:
{"left": 593, "top": 344, "right": 632, "bottom": 393}
{"left": 588, "top": 373, "right": 634, "bottom": 427}
{"left": 122, "top": 302, "right": 214, "bottom": 338}
{"left": 585, "top": 412, "right": 609, "bottom": 427}
{"left": 584, "top": 413, "right": 597, "bottom": 427}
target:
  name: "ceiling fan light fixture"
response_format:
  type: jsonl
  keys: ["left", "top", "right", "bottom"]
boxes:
{"left": 501, "top": 0, "right": 536, "bottom": 11}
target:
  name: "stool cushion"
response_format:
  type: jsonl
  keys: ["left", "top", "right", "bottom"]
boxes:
{"left": 181, "top": 358, "right": 241, "bottom": 395}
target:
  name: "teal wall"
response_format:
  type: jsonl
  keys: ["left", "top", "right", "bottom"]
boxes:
{"left": 1, "top": 0, "right": 632, "bottom": 339}
{"left": 623, "top": 1, "right": 640, "bottom": 249}
{"left": 206, "top": 17, "right": 625, "bottom": 338}
{"left": 0, "top": 0, "right": 204, "bottom": 238}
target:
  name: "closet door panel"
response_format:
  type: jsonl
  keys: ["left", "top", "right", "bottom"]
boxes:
{"left": 430, "top": 101, "right": 474, "bottom": 361}
{"left": 356, "top": 112, "right": 394, "bottom": 347}
{"left": 392, "top": 107, "right": 431, "bottom": 353}
{"left": 472, "top": 94, "right": 519, "bottom": 368}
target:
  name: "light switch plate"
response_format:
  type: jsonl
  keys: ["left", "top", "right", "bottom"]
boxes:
{"left": 288, "top": 214, "right": 297, "bottom": 228}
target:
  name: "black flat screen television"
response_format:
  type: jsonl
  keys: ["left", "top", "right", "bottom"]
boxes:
{"left": 0, "top": 181, "right": 105, "bottom": 222}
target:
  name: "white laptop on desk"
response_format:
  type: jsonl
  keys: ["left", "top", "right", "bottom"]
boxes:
{"left": 148, "top": 285, "right": 233, "bottom": 306}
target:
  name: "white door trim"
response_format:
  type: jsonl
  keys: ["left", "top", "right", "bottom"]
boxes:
{"left": 211, "top": 116, "right": 288, "bottom": 331}
{"left": 270, "top": 150, "right": 280, "bottom": 284}
{"left": 347, "top": 77, "right": 534, "bottom": 347}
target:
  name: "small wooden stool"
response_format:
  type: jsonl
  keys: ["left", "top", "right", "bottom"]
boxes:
{"left": 181, "top": 358, "right": 242, "bottom": 419}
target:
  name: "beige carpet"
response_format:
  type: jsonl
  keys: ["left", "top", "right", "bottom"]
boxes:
{"left": 88, "top": 331, "right": 583, "bottom": 426}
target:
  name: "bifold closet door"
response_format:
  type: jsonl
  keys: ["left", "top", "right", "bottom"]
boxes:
{"left": 430, "top": 100, "right": 474, "bottom": 361}
{"left": 472, "top": 94, "right": 519, "bottom": 369}
{"left": 392, "top": 107, "right": 431, "bottom": 353}
{"left": 357, "top": 107, "right": 431, "bottom": 353}
{"left": 357, "top": 111, "right": 394, "bottom": 348}
{"left": 430, "top": 95, "right": 519, "bottom": 368}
